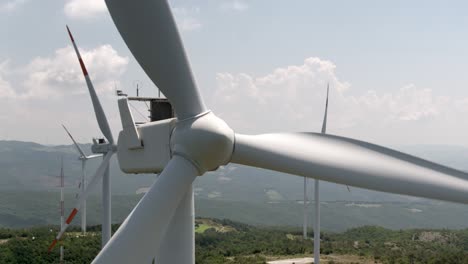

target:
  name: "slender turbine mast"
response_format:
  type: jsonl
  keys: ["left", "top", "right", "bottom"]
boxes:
{"left": 59, "top": 158, "right": 64, "bottom": 264}
{"left": 62, "top": 125, "right": 102, "bottom": 234}
{"left": 314, "top": 83, "right": 329, "bottom": 264}
{"left": 49, "top": 2, "right": 468, "bottom": 263}
{"left": 302, "top": 176, "right": 308, "bottom": 239}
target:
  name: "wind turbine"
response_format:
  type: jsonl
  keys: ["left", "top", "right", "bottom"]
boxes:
{"left": 48, "top": 26, "right": 117, "bottom": 252}
{"left": 49, "top": 2, "right": 468, "bottom": 263}
{"left": 66, "top": 25, "right": 117, "bottom": 247}
{"left": 314, "top": 83, "right": 330, "bottom": 264}
{"left": 304, "top": 84, "right": 330, "bottom": 242}
{"left": 62, "top": 124, "right": 102, "bottom": 234}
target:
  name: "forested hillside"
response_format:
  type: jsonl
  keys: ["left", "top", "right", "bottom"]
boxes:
{"left": 1, "top": 219, "right": 468, "bottom": 263}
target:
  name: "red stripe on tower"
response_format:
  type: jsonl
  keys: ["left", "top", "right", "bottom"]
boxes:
{"left": 66, "top": 208, "right": 78, "bottom": 224}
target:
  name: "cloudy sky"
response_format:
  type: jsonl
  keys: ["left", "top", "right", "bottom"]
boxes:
{"left": 1, "top": 0, "right": 468, "bottom": 147}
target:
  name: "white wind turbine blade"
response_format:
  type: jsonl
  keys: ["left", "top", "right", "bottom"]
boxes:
{"left": 91, "top": 156, "right": 199, "bottom": 264}
{"left": 48, "top": 151, "right": 114, "bottom": 252}
{"left": 86, "top": 154, "right": 103, "bottom": 159}
{"left": 66, "top": 26, "right": 114, "bottom": 144}
{"left": 105, "top": 0, "right": 206, "bottom": 119}
{"left": 232, "top": 133, "right": 468, "bottom": 204}
{"left": 321, "top": 84, "right": 329, "bottom": 134}
{"left": 62, "top": 124, "right": 86, "bottom": 158}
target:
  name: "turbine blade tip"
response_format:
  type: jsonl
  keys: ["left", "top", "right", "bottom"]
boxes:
{"left": 65, "top": 208, "right": 79, "bottom": 224}
{"left": 66, "top": 25, "right": 74, "bottom": 42}
{"left": 47, "top": 239, "right": 57, "bottom": 252}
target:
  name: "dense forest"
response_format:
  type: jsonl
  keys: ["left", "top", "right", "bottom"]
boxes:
{"left": 1, "top": 218, "right": 468, "bottom": 263}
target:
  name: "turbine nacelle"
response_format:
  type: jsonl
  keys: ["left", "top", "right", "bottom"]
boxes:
{"left": 91, "top": 138, "right": 116, "bottom": 154}
{"left": 117, "top": 118, "right": 174, "bottom": 174}
{"left": 117, "top": 98, "right": 234, "bottom": 175}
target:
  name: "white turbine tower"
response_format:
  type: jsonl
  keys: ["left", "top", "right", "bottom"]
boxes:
{"left": 62, "top": 124, "right": 102, "bottom": 234}
{"left": 59, "top": 158, "right": 65, "bottom": 264}
{"left": 49, "top": 2, "right": 468, "bottom": 263}
{"left": 314, "top": 83, "right": 329, "bottom": 264}
{"left": 304, "top": 84, "right": 330, "bottom": 243}
{"left": 303, "top": 171, "right": 308, "bottom": 239}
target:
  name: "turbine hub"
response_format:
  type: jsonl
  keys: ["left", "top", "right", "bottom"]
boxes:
{"left": 170, "top": 111, "right": 234, "bottom": 175}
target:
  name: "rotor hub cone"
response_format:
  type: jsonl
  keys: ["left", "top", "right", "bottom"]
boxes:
{"left": 170, "top": 111, "right": 234, "bottom": 174}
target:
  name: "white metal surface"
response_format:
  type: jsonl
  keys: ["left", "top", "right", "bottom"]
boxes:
{"left": 170, "top": 111, "right": 234, "bottom": 174}
{"left": 60, "top": 159, "right": 64, "bottom": 230}
{"left": 81, "top": 161, "right": 87, "bottom": 234}
{"left": 158, "top": 186, "right": 195, "bottom": 264}
{"left": 60, "top": 246, "right": 64, "bottom": 264}
{"left": 315, "top": 84, "right": 329, "bottom": 264}
{"left": 321, "top": 84, "right": 329, "bottom": 135}
{"left": 117, "top": 118, "right": 175, "bottom": 174}
{"left": 117, "top": 98, "right": 142, "bottom": 150}
{"left": 92, "top": 155, "right": 199, "bottom": 264}
{"left": 314, "top": 179, "right": 320, "bottom": 264}
{"left": 303, "top": 177, "right": 307, "bottom": 239}
{"left": 102, "top": 163, "right": 111, "bottom": 246}
{"left": 232, "top": 132, "right": 468, "bottom": 204}
{"left": 105, "top": 0, "right": 206, "bottom": 119}
{"left": 60, "top": 159, "right": 64, "bottom": 263}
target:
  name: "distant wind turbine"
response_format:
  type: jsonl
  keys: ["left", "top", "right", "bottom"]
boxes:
{"left": 314, "top": 84, "right": 329, "bottom": 264}
{"left": 62, "top": 124, "right": 102, "bottom": 234}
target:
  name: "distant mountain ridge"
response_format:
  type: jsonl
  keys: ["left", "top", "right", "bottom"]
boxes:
{"left": 2, "top": 140, "right": 468, "bottom": 201}
{"left": 2, "top": 140, "right": 468, "bottom": 231}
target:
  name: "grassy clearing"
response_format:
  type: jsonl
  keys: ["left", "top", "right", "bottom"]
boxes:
{"left": 195, "top": 218, "right": 237, "bottom": 234}
{"left": 195, "top": 224, "right": 212, "bottom": 234}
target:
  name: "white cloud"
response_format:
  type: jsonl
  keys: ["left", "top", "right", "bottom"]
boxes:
{"left": 220, "top": 0, "right": 249, "bottom": 11}
{"left": 64, "top": 0, "right": 106, "bottom": 19}
{"left": 172, "top": 7, "right": 202, "bottom": 32}
{"left": 210, "top": 57, "right": 349, "bottom": 133}
{"left": 2, "top": 45, "right": 128, "bottom": 100}
{"left": 0, "top": 45, "right": 128, "bottom": 144}
{"left": 20, "top": 45, "right": 128, "bottom": 99}
{"left": 0, "top": 0, "right": 27, "bottom": 12}
{"left": 208, "top": 57, "right": 468, "bottom": 146}
{"left": 0, "top": 61, "right": 15, "bottom": 98}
